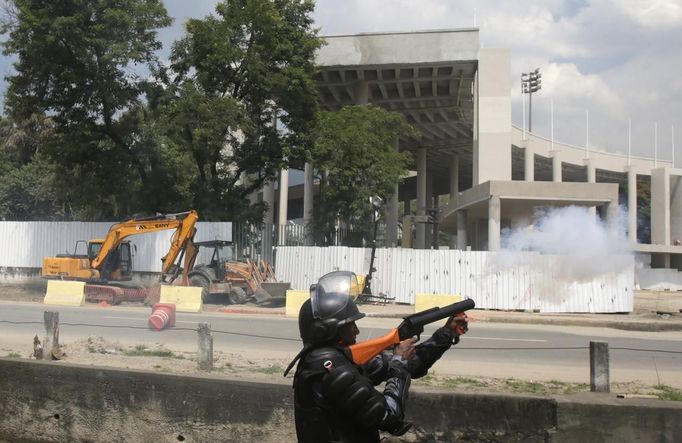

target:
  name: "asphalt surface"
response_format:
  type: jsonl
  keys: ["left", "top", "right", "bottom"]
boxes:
{"left": 1, "top": 299, "right": 680, "bottom": 387}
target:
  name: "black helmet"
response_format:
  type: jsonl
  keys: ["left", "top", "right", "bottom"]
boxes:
{"left": 299, "top": 271, "right": 365, "bottom": 345}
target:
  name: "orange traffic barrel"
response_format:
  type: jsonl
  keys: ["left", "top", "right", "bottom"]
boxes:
{"left": 148, "top": 303, "right": 176, "bottom": 331}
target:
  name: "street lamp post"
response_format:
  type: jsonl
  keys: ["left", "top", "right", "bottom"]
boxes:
{"left": 521, "top": 68, "right": 542, "bottom": 133}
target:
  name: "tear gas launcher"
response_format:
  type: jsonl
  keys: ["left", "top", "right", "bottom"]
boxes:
{"left": 348, "top": 298, "right": 475, "bottom": 365}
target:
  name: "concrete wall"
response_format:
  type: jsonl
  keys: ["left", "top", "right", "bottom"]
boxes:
{"left": 1, "top": 359, "right": 680, "bottom": 443}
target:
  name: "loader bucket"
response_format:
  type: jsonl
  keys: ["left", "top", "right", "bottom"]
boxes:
{"left": 260, "top": 282, "right": 291, "bottom": 299}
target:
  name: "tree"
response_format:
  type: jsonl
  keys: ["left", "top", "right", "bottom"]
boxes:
{"left": 0, "top": 114, "right": 63, "bottom": 220}
{"left": 1, "top": 0, "right": 173, "bottom": 219}
{"left": 311, "top": 105, "right": 418, "bottom": 245}
{"left": 165, "top": 0, "right": 321, "bottom": 222}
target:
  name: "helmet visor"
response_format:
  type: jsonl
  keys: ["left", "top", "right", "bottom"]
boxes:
{"left": 311, "top": 271, "right": 360, "bottom": 320}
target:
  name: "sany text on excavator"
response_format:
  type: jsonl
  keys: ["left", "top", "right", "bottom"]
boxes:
{"left": 42, "top": 210, "right": 199, "bottom": 304}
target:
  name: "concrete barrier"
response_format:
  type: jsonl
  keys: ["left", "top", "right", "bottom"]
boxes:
{"left": 285, "top": 289, "right": 308, "bottom": 317}
{"left": 43, "top": 280, "right": 86, "bottom": 306}
{"left": 0, "top": 358, "right": 679, "bottom": 443}
{"left": 415, "top": 293, "right": 462, "bottom": 313}
{"left": 159, "top": 285, "right": 202, "bottom": 313}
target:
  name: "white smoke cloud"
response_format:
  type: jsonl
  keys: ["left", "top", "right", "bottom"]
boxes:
{"left": 497, "top": 205, "right": 633, "bottom": 281}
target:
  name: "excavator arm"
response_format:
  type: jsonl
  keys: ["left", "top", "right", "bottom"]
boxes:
{"left": 91, "top": 210, "right": 199, "bottom": 273}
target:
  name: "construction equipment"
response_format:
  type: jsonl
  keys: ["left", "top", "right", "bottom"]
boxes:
{"left": 180, "top": 240, "right": 289, "bottom": 305}
{"left": 42, "top": 210, "right": 199, "bottom": 304}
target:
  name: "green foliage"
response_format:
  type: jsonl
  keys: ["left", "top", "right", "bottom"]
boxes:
{"left": 254, "top": 364, "right": 284, "bottom": 375}
{"left": 123, "top": 344, "right": 182, "bottom": 358}
{"left": 655, "top": 384, "right": 682, "bottom": 402}
{"left": 1, "top": 0, "right": 173, "bottom": 219}
{"left": 0, "top": 114, "right": 67, "bottom": 220}
{"left": 311, "top": 105, "right": 418, "bottom": 244}
{"left": 165, "top": 0, "right": 322, "bottom": 222}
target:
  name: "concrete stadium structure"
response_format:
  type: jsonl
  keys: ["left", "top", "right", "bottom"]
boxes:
{"left": 261, "top": 29, "right": 682, "bottom": 273}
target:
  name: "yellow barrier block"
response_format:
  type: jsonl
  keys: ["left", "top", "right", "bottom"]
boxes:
{"left": 43, "top": 281, "right": 86, "bottom": 306}
{"left": 415, "top": 293, "right": 462, "bottom": 313}
{"left": 286, "top": 290, "right": 309, "bottom": 317}
{"left": 159, "top": 285, "right": 203, "bottom": 313}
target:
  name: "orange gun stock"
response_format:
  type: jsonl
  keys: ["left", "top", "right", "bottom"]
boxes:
{"left": 348, "top": 298, "right": 475, "bottom": 365}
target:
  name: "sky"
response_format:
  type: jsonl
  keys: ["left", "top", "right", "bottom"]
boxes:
{"left": 2, "top": 0, "right": 681, "bottom": 166}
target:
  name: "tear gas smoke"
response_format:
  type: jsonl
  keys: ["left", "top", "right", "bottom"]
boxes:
{"left": 497, "top": 205, "right": 633, "bottom": 281}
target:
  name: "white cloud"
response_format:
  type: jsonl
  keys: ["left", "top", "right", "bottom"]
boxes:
{"left": 604, "top": 0, "right": 682, "bottom": 28}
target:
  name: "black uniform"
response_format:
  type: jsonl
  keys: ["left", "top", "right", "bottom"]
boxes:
{"left": 293, "top": 327, "right": 459, "bottom": 443}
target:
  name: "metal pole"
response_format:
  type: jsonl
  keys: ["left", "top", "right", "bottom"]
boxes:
{"left": 628, "top": 119, "right": 632, "bottom": 166}
{"left": 528, "top": 91, "right": 533, "bottom": 133}
{"left": 550, "top": 99, "right": 554, "bottom": 151}
{"left": 586, "top": 109, "right": 590, "bottom": 158}
{"left": 522, "top": 81, "right": 526, "bottom": 140}
{"left": 654, "top": 122, "right": 658, "bottom": 168}
{"left": 673, "top": 124, "right": 676, "bottom": 167}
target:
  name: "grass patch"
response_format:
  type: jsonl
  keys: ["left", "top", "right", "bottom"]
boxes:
{"left": 6, "top": 352, "right": 21, "bottom": 358}
{"left": 442, "top": 377, "right": 489, "bottom": 389}
{"left": 86, "top": 337, "right": 106, "bottom": 354}
{"left": 254, "top": 365, "right": 284, "bottom": 375}
{"left": 504, "top": 379, "right": 547, "bottom": 394}
{"left": 123, "top": 344, "right": 180, "bottom": 358}
{"left": 655, "top": 385, "right": 682, "bottom": 401}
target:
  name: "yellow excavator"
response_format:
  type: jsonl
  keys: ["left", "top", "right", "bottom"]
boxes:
{"left": 42, "top": 210, "right": 199, "bottom": 303}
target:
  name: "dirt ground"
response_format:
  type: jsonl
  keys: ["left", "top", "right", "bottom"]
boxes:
{"left": 1, "top": 283, "right": 680, "bottom": 400}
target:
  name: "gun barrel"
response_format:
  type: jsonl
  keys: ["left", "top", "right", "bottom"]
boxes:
{"left": 407, "top": 298, "right": 475, "bottom": 328}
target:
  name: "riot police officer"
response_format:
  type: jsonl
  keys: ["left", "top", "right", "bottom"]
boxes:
{"left": 284, "top": 271, "right": 468, "bottom": 443}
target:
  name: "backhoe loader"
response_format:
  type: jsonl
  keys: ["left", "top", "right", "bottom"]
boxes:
{"left": 173, "top": 240, "right": 290, "bottom": 305}
{"left": 42, "top": 210, "right": 199, "bottom": 304}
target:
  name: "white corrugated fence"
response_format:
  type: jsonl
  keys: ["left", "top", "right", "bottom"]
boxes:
{"left": 0, "top": 221, "right": 231, "bottom": 273}
{"left": 275, "top": 246, "right": 634, "bottom": 313}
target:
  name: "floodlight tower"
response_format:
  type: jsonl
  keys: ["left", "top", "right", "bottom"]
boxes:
{"left": 521, "top": 68, "right": 542, "bottom": 132}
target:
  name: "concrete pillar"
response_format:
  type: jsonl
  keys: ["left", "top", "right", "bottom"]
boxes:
{"left": 457, "top": 210, "right": 468, "bottom": 250}
{"left": 671, "top": 174, "right": 682, "bottom": 248}
{"left": 524, "top": 140, "right": 535, "bottom": 181}
{"left": 474, "top": 49, "right": 512, "bottom": 185}
{"left": 585, "top": 158, "right": 597, "bottom": 217}
{"left": 449, "top": 155, "right": 460, "bottom": 248}
{"left": 278, "top": 168, "right": 289, "bottom": 245}
{"left": 585, "top": 158, "right": 596, "bottom": 183}
{"left": 43, "top": 311, "right": 59, "bottom": 361}
{"left": 626, "top": 167, "right": 637, "bottom": 243}
{"left": 303, "top": 162, "right": 314, "bottom": 246}
{"left": 590, "top": 341, "right": 610, "bottom": 393}
{"left": 488, "top": 196, "right": 501, "bottom": 251}
{"left": 416, "top": 148, "right": 427, "bottom": 249}
{"left": 425, "top": 174, "right": 434, "bottom": 249}
{"left": 551, "top": 150, "right": 562, "bottom": 183}
{"left": 605, "top": 199, "right": 620, "bottom": 234}
{"left": 651, "top": 168, "right": 670, "bottom": 246}
{"left": 386, "top": 139, "right": 400, "bottom": 247}
{"left": 449, "top": 155, "right": 460, "bottom": 198}
{"left": 262, "top": 179, "right": 275, "bottom": 225}
{"left": 197, "top": 323, "right": 213, "bottom": 371}
{"left": 354, "top": 81, "right": 369, "bottom": 105}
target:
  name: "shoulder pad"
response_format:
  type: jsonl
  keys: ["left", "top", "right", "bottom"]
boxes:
{"left": 303, "top": 347, "right": 351, "bottom": 372}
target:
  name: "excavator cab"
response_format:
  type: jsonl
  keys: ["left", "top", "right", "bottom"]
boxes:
{"left": 88, "top": 240, "right": 134, "bottom": 281}
{"left": 42, "top": 239, "right": 133, "bottom": 282}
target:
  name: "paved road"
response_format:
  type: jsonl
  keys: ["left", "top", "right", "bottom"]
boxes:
{"left": 1, "top": 301, "right": 680, "bottom": 387}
